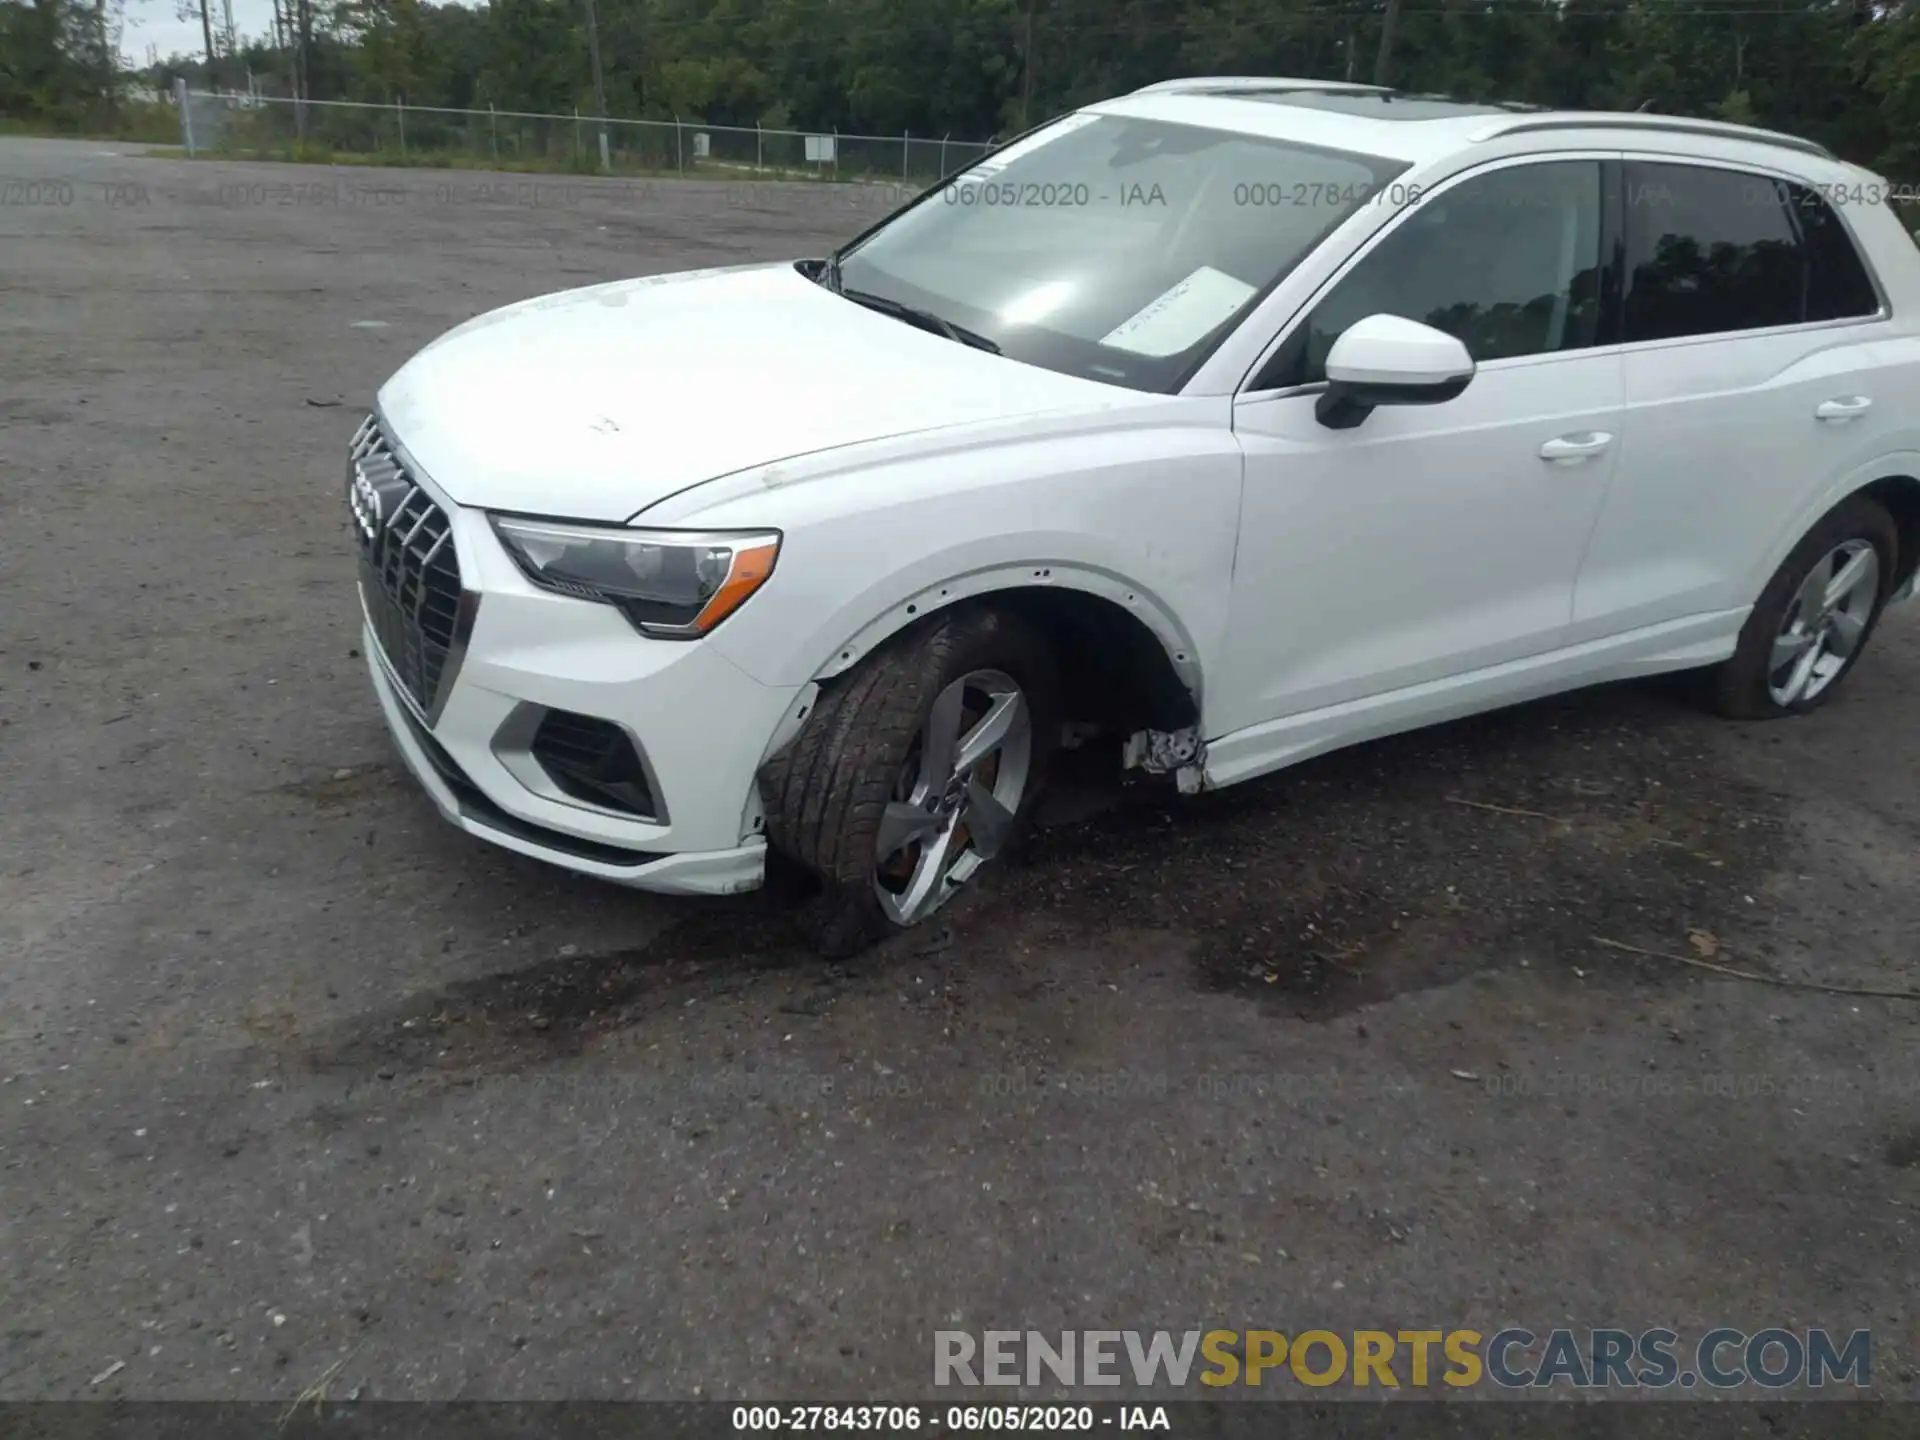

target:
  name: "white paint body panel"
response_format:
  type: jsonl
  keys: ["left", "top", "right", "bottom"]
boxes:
{"left": 376, "top": 262, "right": 1152, "bottom": 522}
{"left": 1571, "top": 323, "right": 1907, "bottom": 641}
{"left": 353, "top": 90, "right": 1920, "bottom": 895}
{"left": 645, "top": 400, "right": 1242, "bottom": 697}
{"left": 1219, "top": 347, "right": 1626, "bottom": 738}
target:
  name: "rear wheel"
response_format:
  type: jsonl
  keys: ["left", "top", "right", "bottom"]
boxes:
{"left": 1711, "top": 495, "right": 1898, "bottom": 719}
{"left": 760, "top": 607, "right": 1060, "bottom": 956}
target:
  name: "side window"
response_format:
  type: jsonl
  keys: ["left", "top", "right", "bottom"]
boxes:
{"left": 1265, "top": 160, "right": 1604, "bottom": 388}
{"left": 1786, "top": 183, "right": 1880, "bottom": 321}
{"left": 1622, "top": 163, "right": 1805, "bottom": 341}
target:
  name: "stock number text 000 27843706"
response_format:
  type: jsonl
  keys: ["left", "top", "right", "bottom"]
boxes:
{"left": 730, "top": 1405, "right": 1145, "bottom": 1432}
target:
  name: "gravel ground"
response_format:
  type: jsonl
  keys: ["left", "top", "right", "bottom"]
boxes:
{"left": 2, "top": 136, "right": 1918, "bottom": 1405}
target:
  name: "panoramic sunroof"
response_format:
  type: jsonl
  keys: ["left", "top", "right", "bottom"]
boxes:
{"left": 1217, "top": 90, "right": 1545, "bottom": 120}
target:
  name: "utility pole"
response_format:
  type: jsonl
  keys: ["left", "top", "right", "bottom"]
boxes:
{"left": 583, "top": 0, "right": 611, "bottom": 172}
{"left": 1372, "top": 0, "right": 1401, "bottom": 88}
{"left": 294, "top": 0, "right": 311, "bottom": 136}
{"left": 1019, "top": 0, "right": 1034, "bottom": 128}
{"left": 94, "top": 0, "right": 111, "bottom": 99}
{"left": 197, "top": 0, "right": 217, "bottom": 87}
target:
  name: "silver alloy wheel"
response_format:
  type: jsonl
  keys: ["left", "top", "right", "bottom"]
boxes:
{"left": 872, "top": 668, "right": 1033, "bottom": 926}
{"left": 1767, "top": 539, "right": 1880, "bottom": 707}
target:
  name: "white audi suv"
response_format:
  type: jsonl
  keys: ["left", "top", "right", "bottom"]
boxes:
{"left": 350, "top": 79, "right": 1920, "bottom": 953}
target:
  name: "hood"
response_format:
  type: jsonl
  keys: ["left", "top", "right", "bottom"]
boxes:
{"left": 375, "top": 262, "right": 1136, "bottom": 522}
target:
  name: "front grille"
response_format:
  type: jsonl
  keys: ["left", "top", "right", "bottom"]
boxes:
{"left": 530, "top": 709, "right": 659, "bottom": 819}
{"left": 350, "top": 415, "right": 468, "bottom": 715}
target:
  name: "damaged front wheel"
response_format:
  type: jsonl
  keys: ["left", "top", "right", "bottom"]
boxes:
{"left": 759, "top": 607, "right": 1061, "bottom": 957}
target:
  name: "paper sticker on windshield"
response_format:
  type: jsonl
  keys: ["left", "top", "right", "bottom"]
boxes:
{"left": 962, "top": 112, "right": 1102, "bottom": 182}
{"left": 1100, "top": 267, "right": 1258, "bottom": 357}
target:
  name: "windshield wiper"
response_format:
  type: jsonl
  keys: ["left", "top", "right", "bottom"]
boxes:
{"left": 840, "top": 287, "right": 1002, "bottom": 354}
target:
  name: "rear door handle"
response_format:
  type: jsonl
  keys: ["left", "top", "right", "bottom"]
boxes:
{"left": 1538, "top": 431, "right": 1614, "bottom": 465}
{"left": 1814, "top": 396, "right": 1872, "bottom": 422}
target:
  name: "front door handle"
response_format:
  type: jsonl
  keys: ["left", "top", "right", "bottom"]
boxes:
{"left": 1539, "top": 431, "right": 1614, "bottom": 465}
{"left": 1814, "top": 396, "right": 1872, "bottom": 423}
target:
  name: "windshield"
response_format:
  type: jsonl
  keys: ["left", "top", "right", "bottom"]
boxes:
{"left": 832, "top": 113, "right": 1410, "bottom": 393}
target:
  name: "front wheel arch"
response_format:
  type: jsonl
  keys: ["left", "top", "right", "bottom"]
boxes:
{"left": 808, "top": 566, "right": 1203, "bottom": 733}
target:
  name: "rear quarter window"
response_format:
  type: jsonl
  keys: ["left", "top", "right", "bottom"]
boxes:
{"left": 1788, "top": 183, "right": 1881, "bottom": 321}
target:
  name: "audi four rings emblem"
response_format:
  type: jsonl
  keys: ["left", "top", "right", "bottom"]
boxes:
{"left": 349, "top": 465, "right": 383, "bottom": 543}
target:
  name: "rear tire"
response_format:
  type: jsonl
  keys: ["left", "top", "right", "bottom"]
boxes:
{"left": 1710, "top": 494, "right": 1898, "bottom": 720}
{"left": 759, "top": 606, "right": 1061, "bottom": 957}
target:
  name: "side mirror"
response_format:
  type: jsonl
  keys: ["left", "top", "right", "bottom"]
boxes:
{"left": 1315, "top": 314, "right": 1475, "bottom": 430}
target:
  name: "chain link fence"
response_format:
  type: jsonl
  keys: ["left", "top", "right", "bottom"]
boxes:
{"left": 173, "top": 84, "right": 997, "bottom": 186}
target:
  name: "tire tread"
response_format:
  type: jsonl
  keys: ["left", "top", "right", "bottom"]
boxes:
{"left": 758, "top": 607, "right": 1056, "bottom": 956}
{"left": 1710, "top": 494, "right": 1897, "bottom": 720}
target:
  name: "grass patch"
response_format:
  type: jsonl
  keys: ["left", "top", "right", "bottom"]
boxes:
{"left": 2, "top": 104, "right": 184, "bottom": 146}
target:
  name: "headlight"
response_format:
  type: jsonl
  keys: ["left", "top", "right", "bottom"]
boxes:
{"left": 490, "top": 517, "right": 780, "bottom": 638}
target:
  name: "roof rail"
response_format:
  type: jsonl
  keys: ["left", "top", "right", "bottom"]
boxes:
{"left": 1472, "top": 112, "right": 1835, "bottom": 161}
{"left": 1130, "top": 76, "right": 1390, "bottom": 97}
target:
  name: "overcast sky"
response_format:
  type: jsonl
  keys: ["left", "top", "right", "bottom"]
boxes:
{"left": 120, "top": 0, "right": 274, "bottom": 67}
{"left": 118, "top": 0, "right": 482, "bottom": 68}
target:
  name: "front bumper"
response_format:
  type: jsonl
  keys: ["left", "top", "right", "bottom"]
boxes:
{"left": 357, "top": 462, "right": 803, "bottom": 897}
{"left": 363, "top": 632, "right": 767, "bottom": 894}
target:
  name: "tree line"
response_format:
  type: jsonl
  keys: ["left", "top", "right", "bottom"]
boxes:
{"left": 4, "top": 0, "right": 1919, "bottom": 178}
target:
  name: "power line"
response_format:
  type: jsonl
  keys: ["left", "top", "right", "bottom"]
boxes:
{"left": 203, "top": 0, "right": 1886, "bottom": 51}
{"left": 397, "top": 0, "right": 1901, "bottom": 39}
{"left": 205, "top": 1, "right": 1880, "bottom": 77}
{"left": 197, "top": 0, "right": 1889, "bottom": 47}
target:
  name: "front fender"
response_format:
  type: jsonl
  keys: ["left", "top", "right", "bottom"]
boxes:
{"left": 665, "top": 406, "right": 1245, "bottom": 720}
{"left": 806, "top": 555, "right": 1204, "bottom": 694}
